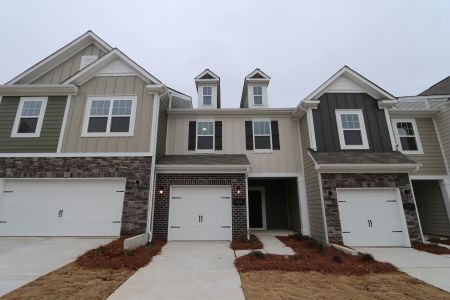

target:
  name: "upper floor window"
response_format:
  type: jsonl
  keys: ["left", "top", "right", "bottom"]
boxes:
{"left": 80, "top": 55, "right": 98, "bottom": 69}
{"left": 196, "top": 120, "right": 214, "bottom": 151}
{"left": 202, "top": 86, "right": 212, "bottom": 106}
{"left": 253, "top": 119, "right": 272, "bottom": 151}
{"left": 335, "top": 110, "right": 369, "bottom": 150}
{"left": 392, "top": 119, "right": 423, "bottom": 154}
{"left": 253, "top": 86, "right": 263, "bottom": 105}
{"left": 11, "top": 97, "right": 48, "bottom": 138}
{"left": 82, "top": 96, "right": 137, "bottom": 137}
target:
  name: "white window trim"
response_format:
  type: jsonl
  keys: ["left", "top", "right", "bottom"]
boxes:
{"left": 391, "top": 118, "right": 424, "bottom": 155}
{"left": 335, "top": 109, "right": 369, "bottom": 150}
{"left": 80, "top": 55, "right": 99, "bottom": 69}
{"left": 252, "top": 118, "right": 273, "bottom": 153}
{"left": 196, "top": 119, "right": 215, "bottom": 153}
{"left": 253, "top": 85, "right": 263, "bottom": 106}
{"left": 81, "top": 96, "right": 137, "bottom": 137}
{"left": 202, "top": 86, "right": 213, "bottom": 107}
{"left": 11, "top": 97, "right": 48, "bottom": 138}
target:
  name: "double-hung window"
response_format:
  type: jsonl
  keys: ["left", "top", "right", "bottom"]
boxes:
{"left": 202, "top": 86, "right": 212, "bottom": 106}
{"left": 253, "top": 119, "right": 272, "bottom": 151}
{"left": 82, "top": 96, "right": 137, "bottom": 137}
{"left": 392, "top": 119, "right": 423, "bottom": 154}
{"left": 11, "top": 97, "right": 48, "bottom": 137}
{"left": 196, "top": 120, "right": 214, "bottom": 151}
{"left": 253, "top": 86, "right": 263, "bottom": 105}
{"left": 335, "top": 110, "right": 369, "bottom": 149}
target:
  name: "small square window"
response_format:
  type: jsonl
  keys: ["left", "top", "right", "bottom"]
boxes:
{"left": 393, "top": 119, "right": 423, "bottom": 154}
{"left": 335, "top": 110, "right": 369, "bottom": 150}
{"left": 11, "top": 97, "right": 47, "bottom": 138}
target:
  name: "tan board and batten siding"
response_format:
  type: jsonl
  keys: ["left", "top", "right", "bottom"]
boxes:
{"left": 31, "top": 44, "right": 106, "bottom": 84}
{"left": 166, "top": 114, "right": 302, "bottom": 174}
{"left": 61, "top": 76, "right": 154, "bottom": 153}
{"left": 405, "top": 118, "right": 447, "bottom": 176}
{"left": 434, "top": 106, "right": 450, "bottom": 173}
{"left": 299, "top": 116, "right": 326, "bottom": 242}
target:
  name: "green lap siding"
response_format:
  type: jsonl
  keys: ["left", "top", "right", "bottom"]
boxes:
{"left": 0, "top": 96, "right": 67, "bottom": 153}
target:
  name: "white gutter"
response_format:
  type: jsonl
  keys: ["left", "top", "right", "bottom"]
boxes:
{"left": 155, "top": 164, "right": 250, "bottom": 173}
{"left": 0, "top": 84, "right": 78, "bottom": 96}
{"left": 316, "top": 163, "right": 420, "bottom": 173}
{"left": 146, "top": 84, "right": 168, "bottom": 243}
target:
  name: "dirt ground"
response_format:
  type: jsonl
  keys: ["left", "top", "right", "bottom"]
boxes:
{"left": 241, "top": 271, "right": 450, "bottom": 300}
{"left": 2, "top": 262, "right": 134, "bottom": 300}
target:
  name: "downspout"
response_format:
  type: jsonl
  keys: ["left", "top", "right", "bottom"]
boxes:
{"left": 146, "top": 84, "right": 168, "bottom": 243}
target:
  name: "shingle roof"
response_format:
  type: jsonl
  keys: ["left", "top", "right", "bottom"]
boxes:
{"left": 309, "top": 151, "right": 417, "bottom": 165}
{"left": 419, "top": 75, "right": 450, "bottom": 96}
{"left": 157, "top": 154, "right": 250, "bottom": 165}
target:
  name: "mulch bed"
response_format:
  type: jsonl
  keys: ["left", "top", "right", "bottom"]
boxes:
{"left": 435, "top": 238, "right": 450, "bottom": 246}
{"left": 76, "top": 238, "right": 166, "bottom": 270}
{"left": 231, "top": 234, "right": 263, "bottom": 250}
{"left": 235, "top": 235, "right": 397, "bottom": 276}
{"left": 412, "top": 242, "right": 450, "bottom": 255}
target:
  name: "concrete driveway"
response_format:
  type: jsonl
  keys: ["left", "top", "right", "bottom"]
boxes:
{"left": 357, "top": 247, "right": 450, "bottom": 292}
{"left": 109, "top": 241, "right": 245, "bottom": 300}
{"left": 0, "top": 237, "right": 113, "bottom": 296}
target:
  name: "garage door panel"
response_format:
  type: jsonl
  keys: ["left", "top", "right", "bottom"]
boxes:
{"left": 168, "top": 186, "right": 232, "bottom": 241}
{"left": 337, "top": 189, "right": 409, "bottom": 247}
{"left": 0, "top": 179, "right": 125, "bottom": 236}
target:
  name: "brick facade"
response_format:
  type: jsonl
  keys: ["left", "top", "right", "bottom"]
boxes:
{"left": 153, "top": 173, "right": 247, "bottom": 240}
{"left": 0, "top": 156, "right": 152, "bottom": 235}
{"left": 320, "top": 173, "right": 422, "bottom": 244}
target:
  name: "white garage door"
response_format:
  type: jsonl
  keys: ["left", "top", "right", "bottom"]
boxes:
{"left": 337, "top": 188, "right": 410, "bottom": 247}
{"left": 0, "top": 179, "right": 126, "bottom": 236}
{"left": 168, "top": 186, "right": 232, "bottom": 241}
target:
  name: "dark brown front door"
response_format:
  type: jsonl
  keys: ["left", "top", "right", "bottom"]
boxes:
{"left": 249, "top": 190, "right": 264, "bottom": 229}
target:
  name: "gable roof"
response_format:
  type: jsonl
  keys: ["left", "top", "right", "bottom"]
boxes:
{"left": 195, "top": 69, "right": 220, "bottom": 81}
{"left": 6, "top": 31, "right": 113, "bottom": 85}
{"left": 240, "top": 68, "right": 271, "bottom": 108}
{"left": 245, "top": 68, "right": 270, "bottom": 80}
{"left": 194, "top": 69, "right": 221, "bottom": 108}
{"left": 419, "top": 75, "right": 450, "bottom": 96}
{"left": 304, "top": 66, "right": 396, "bottom": 101}
{"left": 63, "top": 49, "right": 162, "bottom": 85}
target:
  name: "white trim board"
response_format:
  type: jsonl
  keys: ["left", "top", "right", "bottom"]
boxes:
{"left": 0, "top": 152, "right": 152, "bottom": 158}
{"left": 57, "top": 95, "right": 71, "bottom": 153}
{"left": 248, "top": 173, "right": 301, "bottom": 178}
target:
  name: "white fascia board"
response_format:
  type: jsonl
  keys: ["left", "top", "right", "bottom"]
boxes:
{"left": 398, "top": 95, "right": 450, "bottom": 101}
{"left": 388, "top": 110, "right": 439, "bottom": 117}
{"left": 63, "top": 49, "right": 161, "bottom": 85}
{"left": 304, "top": 66, "right": 396, "bottom": 101}
{"left": 0, "top": 152, "right": 152, "bottom": 158}
{"left": 155, "top": 164, "right": 249, "bottom": 173}
{"left": 245, "top": 68, "right": 271, "bottom": 80}
{"left": 378, "top": 99, "right": 399, "bottom": 109}
{"left": 316, "top": 163, "right": 421, "bottom": 173}
{"left": 0, "top": 84, "right": 78, "bottom": 96}
{"left": 168, "top": 108, "right": 294, "bottom": 116}
{"left": 147, "top": 84, "right": 168, "bottom": 95}
{"left": 6, "top": 31, "right": 112, "bottom": 85}
{"left": 168, "top": 88, "right": 192, "bottom": 101}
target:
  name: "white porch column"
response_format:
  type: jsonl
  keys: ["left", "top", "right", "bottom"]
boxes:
{"left": 439, "top": 177, "right": 450, "bottom": 224}
{"left": 297, "top": 175, "right": 310, "bottom": 236}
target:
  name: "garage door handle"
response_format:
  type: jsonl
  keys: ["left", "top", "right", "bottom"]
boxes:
{"left": 221, "top": 196, "right": 231, "bottom": 199}
{"left": 3, "top": 191, "right": 13, "bottom": 193}
{"left": 171, "top": 226, "right": 180, "bottom": 228}
{"left": 386, "top": 200, "right": 396, "bottom": 202}
{"left": 0, "top": 221, "right": 7, "bottom": 223}
{"left": 112, "top": 221, "right": 121, "bottom": 224}
{"left": 343, "top": 231, "right": 350, "bottom": 233}
{"left": 392, "top": 230, "right": 403, "bottom": 233}
{"left": 221, "top": 226, "right": 230, "bottom": 228}
{"left": 172, "top": 197, "right": 182, "bottom": 199}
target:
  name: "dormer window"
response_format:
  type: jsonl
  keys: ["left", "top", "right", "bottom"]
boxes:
{"left": 203, "top": 86, "right": 212, "bottom": 106}
{"left": 335, "top": 110, "right": 369, "bottom": 150}
{"left": 253, "top": 86, "right": 263, "bottom": 105}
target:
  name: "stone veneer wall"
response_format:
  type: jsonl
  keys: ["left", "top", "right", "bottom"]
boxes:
{"left": 321, "top": 173, "right": 422, "bottom": 244}
{"left": 153, "top": 173, "right": 247, "bottom": 240}
{"left": 0, "top": 156, "right": 152, "bottom": 235}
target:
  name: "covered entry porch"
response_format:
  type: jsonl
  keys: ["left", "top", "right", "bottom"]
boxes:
{"left": 247, "top": 177, "right": 302, "bottom": 233}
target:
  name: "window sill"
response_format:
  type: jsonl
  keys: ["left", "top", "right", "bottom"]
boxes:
{"left": 399, "top": 150, "right": 424, "bottom": 155}
{"left": 10, "top": 133, "right": 41, "bottom": 138}
{"left": 340, "top": 145, "right": 370, "bottom": 150}
{"left": 253, "top": 149, "right": 273, "bottom": 154}
{"left": 196, "top": 149, "right": 215, "bottom": 154}
{"left": 81, "top": 132, "right": 134, "bottom": 137}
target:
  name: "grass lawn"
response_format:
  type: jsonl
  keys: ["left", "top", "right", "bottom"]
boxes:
{"left": 2, "top": 238, "right": 165, "bottom": 300}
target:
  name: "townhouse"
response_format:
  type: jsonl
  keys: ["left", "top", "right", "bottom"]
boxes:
{"left": 0, "top": 31, "right": 448, "bottom": 247}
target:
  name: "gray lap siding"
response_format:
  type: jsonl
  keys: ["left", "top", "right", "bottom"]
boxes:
{"left": 153, "top": 173, "right": 247, "bottom": 240}
{"left": 0, "top": 156, "right": 152, "bottom": 235}
{"left": 320, "top": 173, "right": 422, "bottom": 244}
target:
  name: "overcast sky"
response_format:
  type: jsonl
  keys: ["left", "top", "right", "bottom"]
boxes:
{"left": 1, "top": 0, "right": 449, "bottom": 107}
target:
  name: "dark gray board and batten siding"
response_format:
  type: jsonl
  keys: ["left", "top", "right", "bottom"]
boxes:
{"left": 313, "top": 93, "right": 393, "bottom": 152}
{"left": 0, "top": 96, "right": 66, "bottom": 153}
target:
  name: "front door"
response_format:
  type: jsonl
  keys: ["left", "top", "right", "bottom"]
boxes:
{"left": 249, "top": 188, "right": 266, "bottom": 229}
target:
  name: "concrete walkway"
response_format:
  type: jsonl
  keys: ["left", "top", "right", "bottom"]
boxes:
{"left": 109, "top": 242, "right": 245, "bottom": 300}
{"left": 0, "top": 237, "right": 112, "bottom": 296}
{"left": 235, "top": 230, "right": 295, "bottom": 257}
{"left": 357, "top": 247, "right": 450, "bottom": 292}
